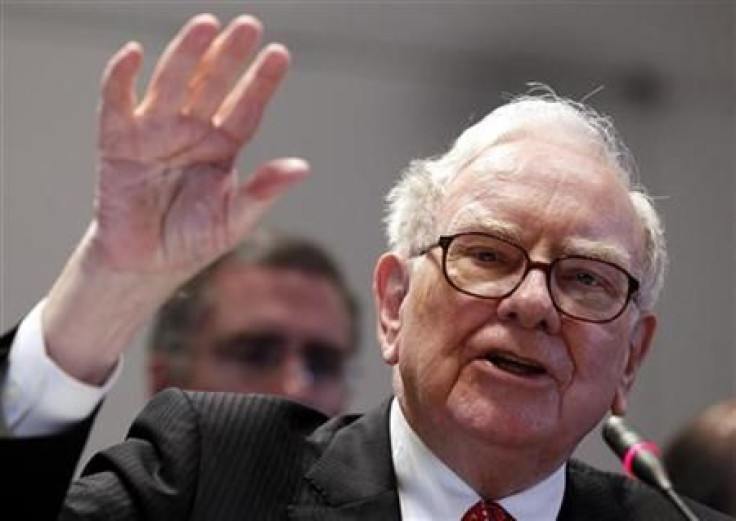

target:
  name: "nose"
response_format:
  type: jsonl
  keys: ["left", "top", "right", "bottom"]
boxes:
{"left": 496, "top": 267, "right": 561, "bottom": 332}
{"left": 279, "top": 352, "right": 315, "bottom": 402}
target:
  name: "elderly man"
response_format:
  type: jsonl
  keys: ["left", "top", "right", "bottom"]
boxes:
{"left": 1, "top": 13, "right": 730, "bottom": 521}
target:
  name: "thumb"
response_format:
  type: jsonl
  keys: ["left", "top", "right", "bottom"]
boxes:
{"left": 228, "top": 157, "right": 310, "bottom": 238}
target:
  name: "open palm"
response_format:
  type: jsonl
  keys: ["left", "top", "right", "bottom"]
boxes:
{"left": 92, "top": 14, "right": 308, "bottom": 277}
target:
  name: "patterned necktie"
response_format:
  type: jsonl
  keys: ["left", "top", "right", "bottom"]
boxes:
{"left": 461, "top": 499, "right": 516, "bottom": 521}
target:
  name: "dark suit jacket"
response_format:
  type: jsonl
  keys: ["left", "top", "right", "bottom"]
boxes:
{"left": 0, "top": 328, "right": 96, "bottom": 520}
{"left": 1, "top": 329, "right": 732, "bottom": 520}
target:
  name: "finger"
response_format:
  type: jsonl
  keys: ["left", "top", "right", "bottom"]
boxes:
{"left": 228, "top": 158, "right": 310, "bottom": 238}
{"left": 137, "top": 14, "right": 220, "bottom": 117}
{"left": 185, "top": 15, "right": 263, "bottom": 120}
{"left": 99, "top": 41, "right": 143, "bottom": 138}
{"left": 214, "top": 43, "right": 291, "bottom": 145}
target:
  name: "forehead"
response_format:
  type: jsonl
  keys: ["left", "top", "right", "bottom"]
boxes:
{"left": 438, "top": 134, "right": 644, "bottom": 267}
{"left": 200, "top": 264, "right": 352, "bottom": 344}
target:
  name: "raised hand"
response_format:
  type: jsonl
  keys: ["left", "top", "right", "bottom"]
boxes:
{"left": 93, "top": 13, "right": 308, "bottom": 275}
{"left": 43, "top": 14, "right": 308, "bottom": 384}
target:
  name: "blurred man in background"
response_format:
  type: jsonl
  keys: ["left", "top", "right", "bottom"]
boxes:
{"left": 663, "top": 398, "right": 736, "bottom": 516}
{"left": 147, "top": 230, "right": 359, "bottom": 416}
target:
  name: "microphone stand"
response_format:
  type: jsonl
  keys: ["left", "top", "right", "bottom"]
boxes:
{"left": 663, "top": 489, "right": 700, "bottom": 521}
{"left": 602, "top": 415, "right": 700, "bottom": 521}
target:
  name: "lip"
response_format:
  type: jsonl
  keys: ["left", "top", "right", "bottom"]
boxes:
{"left": 472, "top": 349, "right": 554, "bottom": 387}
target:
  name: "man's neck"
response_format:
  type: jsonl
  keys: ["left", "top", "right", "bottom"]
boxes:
{"left": 395, "top": 395, "right": 568, "bottom": 499}
{"left": 390, "top": 399, "right": 566, "bottom": 521}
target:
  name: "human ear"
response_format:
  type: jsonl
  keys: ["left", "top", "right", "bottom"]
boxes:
{"left": 373, "top": 252, "right": 409, "bottom": 366}
{"left": 148, "top": 350, "right": 191, "bottom": 395}
{"left": 611, "top": 313, "right": 657, "bottom": 415}
{"left": 148, "top": 351, "right": 174, "bottom": 395}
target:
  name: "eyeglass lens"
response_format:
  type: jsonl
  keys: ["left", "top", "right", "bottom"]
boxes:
{"left": 443, "top": 233, "right": 632, "bottom": 322}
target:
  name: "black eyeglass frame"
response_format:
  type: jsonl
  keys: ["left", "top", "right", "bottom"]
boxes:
{"left": 421, "top": 232, "right": 641, "bottom": 324}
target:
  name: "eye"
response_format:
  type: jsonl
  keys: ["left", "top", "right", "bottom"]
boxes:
{"left": 574, "top": 270, "right": 603, "bottom": 287}
{"left": 216, "top": 332, "right": 285, "bottom": 368}
{"left": 556, "top": 262, "right": 621, "bottom": 298}
{"left": 454, "top": 242, "right": 511, "bottom": 266}
{"left": 467, "top": 247, "right": 502, "bottom": 263}
{"left": 446, "top": 234, "right": 525, "bottom": 277}
{"left": 304, "top": 342, "right": 347, "bottom": 381}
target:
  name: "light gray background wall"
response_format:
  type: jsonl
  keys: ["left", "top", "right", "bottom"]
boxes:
{"left": 2, "top": 1, "right": 734, "bottom": 476}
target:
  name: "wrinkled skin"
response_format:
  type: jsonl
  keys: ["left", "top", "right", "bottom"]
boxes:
{"left": 374, "top": 133, "right": 657, "bottom": 498}
{"left": 43, "top": 15, "right": 310, "bottom": 385}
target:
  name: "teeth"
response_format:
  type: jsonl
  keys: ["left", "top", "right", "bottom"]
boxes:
{"left": 486, "top": 353, "right": 545, "bottom": 376}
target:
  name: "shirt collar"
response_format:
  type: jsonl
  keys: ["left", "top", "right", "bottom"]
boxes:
{"left": 389, "top": 398, "right": 566, "bottom": 521}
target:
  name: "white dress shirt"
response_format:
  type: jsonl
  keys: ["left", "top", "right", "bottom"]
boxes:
{"left": 2, "top": 300, "right": 121, "bottom": 436}
{"left": 390, "top": 399, "right": 565, "bottom": 521}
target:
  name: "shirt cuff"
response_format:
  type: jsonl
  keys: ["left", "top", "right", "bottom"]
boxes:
{"left": 2, "top": 300, "right": 123, "bottom": 437}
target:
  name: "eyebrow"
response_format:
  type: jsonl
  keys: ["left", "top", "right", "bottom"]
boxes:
{"left": 446, "top": 208, "right": 634, "bottom": 269}
{"left": 445, "top": 208, "right": 524, "bottom": 244}
{"left": 558, "top": 237, "right": 632, "bottom": 268}
{"left": 447, "top": 203, "right": 633, "bottom": 270}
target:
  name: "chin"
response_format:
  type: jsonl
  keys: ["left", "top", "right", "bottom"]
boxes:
{"left": 450, "top": 399, "right": 562, "bottom": 448}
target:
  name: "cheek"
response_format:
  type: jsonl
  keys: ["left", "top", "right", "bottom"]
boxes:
{"left": 402, "top": 276, "right": 467, "bottom": 356}
{"left": 398, "top": 290, "right": 489, "bottom": 399}
{"left": 562, "top": 323, "right": 630, "bottom": 401}
{"left": 188, "top": 362, "right": 240, "bottom": 392}
{"left": 398, "top": 300, "right": 446, "bottom": 382}
{"left": 308, "top": 384, "right": 346, "bottom": 415}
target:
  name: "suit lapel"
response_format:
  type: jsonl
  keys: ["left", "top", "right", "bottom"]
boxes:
{"left": 283, "top": 405, "right": 705, "bottom": 521}
{"left": 288, "top": 399, "right": 401, "bottom": 521}
{"left": 557, "top": 460, "right": 621, "bottom": 521}
{"left": 557, "top": 459, "right": 683, "bottom": 521}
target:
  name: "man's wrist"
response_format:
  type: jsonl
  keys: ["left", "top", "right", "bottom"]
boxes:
{"left": 3, "top": 300, "right": 122, "bottom": 437}
{"left": 43, "top": 227, "right": 178, "bottom": 385}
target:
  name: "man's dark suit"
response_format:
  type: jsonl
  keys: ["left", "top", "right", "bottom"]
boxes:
{"left": 1, "top": 331, "right": 731, "bottom": 520}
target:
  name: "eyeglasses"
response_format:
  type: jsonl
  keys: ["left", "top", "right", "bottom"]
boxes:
{"left": 213, "top": 331, "right": 349, "bottom": 383}
{"left": 421, "top": 232, "right": 640, "bottom": 323}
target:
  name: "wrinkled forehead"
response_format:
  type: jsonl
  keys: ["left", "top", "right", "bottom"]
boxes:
{"left": 460, "top": 113, "right": 614, "bottom": 172}
{"left": 437, "top": 134, "right": 645, "bottom": 268}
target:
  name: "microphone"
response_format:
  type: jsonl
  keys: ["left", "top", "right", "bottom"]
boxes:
{"left": 602, "top": 415, "right": 700, "bottom": 521}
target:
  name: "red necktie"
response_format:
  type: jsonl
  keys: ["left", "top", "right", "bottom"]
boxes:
{"left": 461, "top": 499, "right": 516, "bottom": 521}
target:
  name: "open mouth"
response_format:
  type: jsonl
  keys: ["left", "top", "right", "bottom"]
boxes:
{"left": 485, "top": 352, "right": 547, "bottom": 377}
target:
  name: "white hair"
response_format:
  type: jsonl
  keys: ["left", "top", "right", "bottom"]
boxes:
{"left": 384, "top": 88, "right": 668, "bottom": 311}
